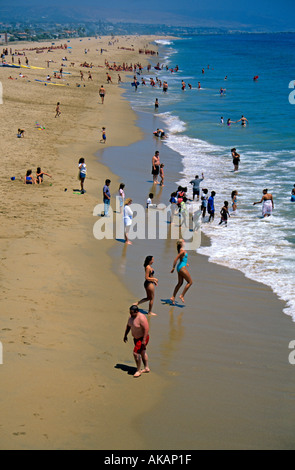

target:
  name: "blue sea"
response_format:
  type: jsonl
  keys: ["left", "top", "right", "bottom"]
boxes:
{"left": 122, "top": 33, "right": 295, "bottom": 320}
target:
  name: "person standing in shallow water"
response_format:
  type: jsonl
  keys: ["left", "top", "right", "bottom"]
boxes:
{"left": 231, "top": 190, "right": 238, "bottom": 212}
{"left": 231, "top": 148, "right": 240, "bottom": 172}
{"left": 170, "top": 239, "right": 193, "bottom": 305}
{"left": 253, "top": 188, "right": 274, "bottom": 217}
{"left": 135, "top": 256, "right": 158, "bottom": 316}
{"left": 123, "top": 305, "right": 150, "bottom": 378}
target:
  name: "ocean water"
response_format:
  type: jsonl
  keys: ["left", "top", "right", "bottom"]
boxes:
{"left": 123, "top": 34, "right": 295, "bottom": 320}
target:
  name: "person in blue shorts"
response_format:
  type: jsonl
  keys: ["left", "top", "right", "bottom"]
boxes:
{"left": 100, "top": 127, "right": 106, "bottom": 144}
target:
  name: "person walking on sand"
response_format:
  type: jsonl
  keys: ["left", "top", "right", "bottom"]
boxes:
{"left": 123, "top": 304, "right": 150, "bottom": 378}
{"left": 151, "top": 151, "right": 160, "bottom": 185}
{"left": 78, "top": 157, "right": 87, "bottom": 194}
{"left": 99, "top": 85, "right": 106, "bottom": 104}
{"left": 100, "top": 127, "right": 106, "bottom": 144}
{"left": 253, "top": 188, "right": 274, "bottom": 217}
{"left": 135, "top": 256, "right": 158, "bottom": 316}
{"left": 55, "top": 102, "right": 61, "bottom": 118}
{"left": 123, "top": 198, "right": 133, "bottom": 244}
{"left": 103, "top": 179, "right": 111, "bottom": 216}
{"left": 170, "top": 239, "right": 193, "bottom": 305}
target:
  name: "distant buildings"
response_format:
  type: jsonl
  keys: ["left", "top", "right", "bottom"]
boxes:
{"left": 0, "top": 32, "right": 11, "bottom": 44}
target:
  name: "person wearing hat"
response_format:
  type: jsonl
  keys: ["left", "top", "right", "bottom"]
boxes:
{"left": 123, "top": 305, "right": 150, "bottom": 378}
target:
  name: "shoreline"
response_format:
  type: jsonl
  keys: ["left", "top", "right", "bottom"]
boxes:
{"left": 99, "top": 103, "right": 295, "bottom": 449}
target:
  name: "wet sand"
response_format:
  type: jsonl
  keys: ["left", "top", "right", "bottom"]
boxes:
{"left": 99, "top": 110, "right": 295, "bottom": 449}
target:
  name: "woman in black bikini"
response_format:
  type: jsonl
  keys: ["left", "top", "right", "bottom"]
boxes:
{"left": 135, "top": 256, "right": 158, "bottom": 316}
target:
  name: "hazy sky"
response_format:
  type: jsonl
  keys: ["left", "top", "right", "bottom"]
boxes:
{"left": 2, "top": 0, "right": 295, "bottom": 30}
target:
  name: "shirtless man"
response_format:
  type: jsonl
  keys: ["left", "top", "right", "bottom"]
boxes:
{"left": 123, "top": 305, "right": 150, "bottom": 378}
{"left": 99, "top": 85, "right": 106, "bottom": 104}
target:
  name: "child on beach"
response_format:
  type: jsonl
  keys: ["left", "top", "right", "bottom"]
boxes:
{"left": 231, "top": 190, "right": 238, "bottom": 212}
{"left": 146, "top": 193, "right": 154, "bottom": 209}
{"left": 78, "top": 157, "right": 87, "bottom": 194}
{"left": 169, "top": 192, "right": 179, "bottom": 223}
{"left": 55, "top": 102, "right": 61, "bottom": 118}
{"left": 159, "top": 163, "right": 165, "bottom": 186}
{"left": 24, "top": 169, "right": 37, "bottom": 185}
{"left": 219, "top": 201, "right": 230, "bottom": 226}
{"left": 17, "top": 128, "right": 25, "bottom": 138}
{"left": 118, "top": 183, "right": 125, "bottom": 213}
{"left": 201, "top": 188, "right": 208, "bottom": 218}
{"left": 100, "top": 127, "right": 106, "bottom": 144}
{"left": 36, "top": 167, "right": 52, "bottom": 184}
{"left": 179, "top": 196, "right": 188, "bottom": 227}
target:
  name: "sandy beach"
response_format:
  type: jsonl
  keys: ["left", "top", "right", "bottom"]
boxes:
{"left": 0, "top": 35, "right": 169, "bottom": 450}
{"left": 0, "top": 34, "right": 295, "bottom": 451}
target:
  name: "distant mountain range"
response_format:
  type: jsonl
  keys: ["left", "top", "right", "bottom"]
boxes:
{"left": 0, "top": 2, "right": 294, "bottom": 33}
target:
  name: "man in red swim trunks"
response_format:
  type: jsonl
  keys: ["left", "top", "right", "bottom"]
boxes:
{"left": 123, "top": 305, "right": 150, "bottom": 378}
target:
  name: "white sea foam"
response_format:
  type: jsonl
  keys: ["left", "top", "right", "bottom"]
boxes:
{"left": 158, "top": 112, "right": 186, "bottom": 134}
{"left": 161, "top": 114, "right": 295, "bottom": 320}
{"left": 154, "top": 39, "right": 173, "bottom": 46}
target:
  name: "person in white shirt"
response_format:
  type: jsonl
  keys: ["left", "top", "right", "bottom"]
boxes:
{"left": 123, "top": 198, "right": 133, "bottom": 244}
{"left": 78, "top": 157, "right": 87, "bottom": 194}
{"left": 118, "top": 183, "right": 125, "bottom": 213}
